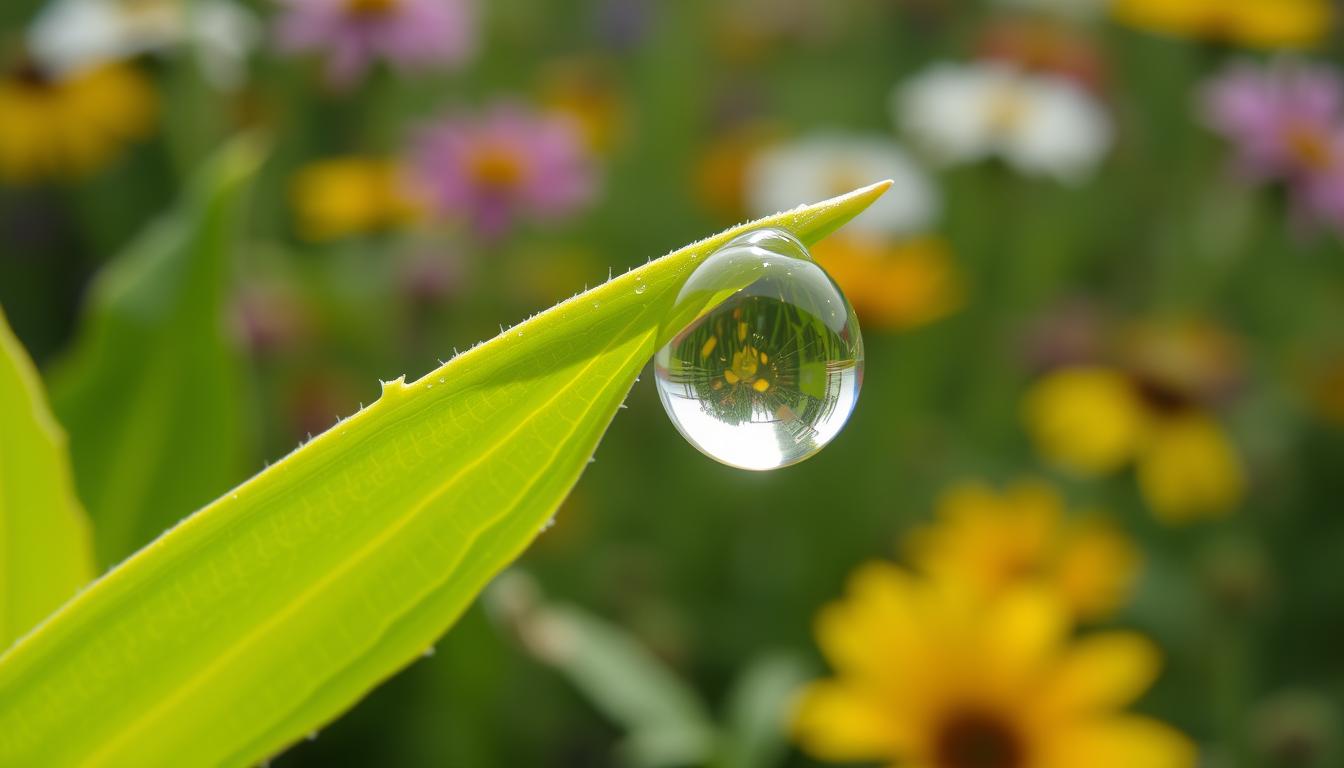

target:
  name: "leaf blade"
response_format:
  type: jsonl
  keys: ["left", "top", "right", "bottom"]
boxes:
{"left": 0, "top": 309, "right": 95, "bottom": 650}
{"left": 46, "top": 137, "right": 260, "bottom": 567}
{"left": 0, "top": 181, "right": 890, "bottom": 768}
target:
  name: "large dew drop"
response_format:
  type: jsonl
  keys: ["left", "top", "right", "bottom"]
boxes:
{"left": 654, "top": 228, "right": 863, "bottom": 470}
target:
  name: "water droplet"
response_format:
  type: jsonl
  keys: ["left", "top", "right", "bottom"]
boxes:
{"left": 653, "top": 228, "right": 863, "bottom": 471}
{"left": 635, "top": 282, "right": 647, "bottom": 295}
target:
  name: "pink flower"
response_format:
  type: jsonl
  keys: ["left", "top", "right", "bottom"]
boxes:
{"left": 410, "top": 101, "right": 597, "bottom": 238}
{"left": 275, "top": 0, "right": 475, "bottom": 88}
{"left": 1202, "top": 60, "right": 1344, "bottom": 233}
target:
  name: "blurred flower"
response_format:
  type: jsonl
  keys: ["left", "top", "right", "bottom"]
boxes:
{"left": 1252, "top": 690, "right": 1343, "bottom": 768}
{"left": 746, "top": 134, "right": 939, "bottom": 238}
{"left": 1306, "top": 353, "right": 1344, "bottom": 426}
{"left": 895, "top": 62, "right": 1112, "bottom": 183}
{"left": 0, "top": 58, "right": 156, "bottom": 184}
{"left": 1112, "top": 0, "right": 1333, "bottom": 50}
{"left": 1202, "top": 60, "right": 1344, "bottom": 234}
{"left": 975, "top": 19, "right": 1107, "bottom": 91}
{"left": 908, "top": 480, "right": 1138, "bottom": 621}
{"left": 693, "top": 119, "right": 782, "bottom": 221}
{"left": 793, "top": 564, "right": 1195, "bottom": 768}
{"left": 537, "top": 57, "right": 627, "bottom": 154}
{"left": 994, "top": 0, "right": 1106, "bottom": 21}
{"left": 410, "top": 101, "right": 597, "bottom": 239}
{"left": 231, "top": 280, "right": 313, "bottom": 356}
{"left": 275, "top": 0, "right": 476, "bottom": 88}
{"left": 289, "top": 156, "right": 424, "bottom": 241}
{"left": 1024, "top": 316, "right": 1248, "bottom": 524}
{"left": 29, "top": 0, "right": 259, "bottom": 90}
{"left": 811, "top": 235, "right": 962, "bottom": 332}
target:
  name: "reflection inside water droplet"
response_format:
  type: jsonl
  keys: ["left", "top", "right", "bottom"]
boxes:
{"left": 653, "top": 228, "right": 863, "bottom": 471}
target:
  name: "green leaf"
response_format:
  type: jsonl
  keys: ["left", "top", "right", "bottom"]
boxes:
{"left": 0, "top": 308, "right": 95, "bottom": 650}
{"left": 0, "top": 181, "right": 890, "bottom": 768}
{"left": 47, "top": 137, "right": 261, "bottom": 567}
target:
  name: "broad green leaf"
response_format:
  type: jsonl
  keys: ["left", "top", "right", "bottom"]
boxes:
{"left": 0, "top": 308, "right": 95, "bottom": 649}
{"left": 0, "top": 181, "right": 890, "bottom": 768}
{"left": 46, "top": 137, "right": 260, "bottom": 567}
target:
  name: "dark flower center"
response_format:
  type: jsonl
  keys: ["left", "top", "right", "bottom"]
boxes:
{"left": 935, "top": 711, "right": 1024, "bottom": 768}
{"left": 8, "top": 55, "right": 54, "bottom": 90}
{"left": 1130, "top": 374, "right": 1195, "bottom": 416}
{"left": 344, "top": 0, "right": 398, "bottom": 17}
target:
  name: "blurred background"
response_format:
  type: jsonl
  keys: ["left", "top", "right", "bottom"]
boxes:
{"left": 3, "top": 0, "right": 1344, "bottom": 766}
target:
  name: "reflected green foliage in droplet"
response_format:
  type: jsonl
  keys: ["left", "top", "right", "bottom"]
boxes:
{"left": 655, "top": 229, "right": 863, "bottom": 471}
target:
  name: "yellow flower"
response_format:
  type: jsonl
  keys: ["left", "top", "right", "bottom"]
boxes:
{"left": 1112, "top": 0, "right": 1333, "bottom": 49}
{"left": 289, "top": 156, "right": 424, "bottom": 241}
{"left": 537, "top": 57, "right": 626, "bottom": 154}
{"left": 812, "top": 235, "right": 963, "bottom": 332}
{"left": 1137, "top": 415, "right": 1245, "bottom": 524}
{"left": 1023, "top": 366, "right": 1245, "bottom": 523}
{"left": 1023, "top": 367, "right": 1148, "bottom": 475}
{"left": 909, "top": 480, "right": 1139, "bottom": 621}
{"left": 793, "top": 564, "right": 1196, "bottom": 768}
{"left": 0, "top": 60, "right": 156, "bottom": 184}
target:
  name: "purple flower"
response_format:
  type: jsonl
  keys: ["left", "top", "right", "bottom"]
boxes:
{"left": 275, "top": 0, "right": 476, "bottom": 88}
{"left": 410, "top": 101, "right": 597, "bottom": 238}
{"left": 1202, "top": 60, "right": 1344, "bottom": 233}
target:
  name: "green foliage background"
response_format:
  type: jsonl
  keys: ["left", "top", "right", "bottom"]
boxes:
{"left": 2, "top": 1, "right": 1344, "bottom": 766}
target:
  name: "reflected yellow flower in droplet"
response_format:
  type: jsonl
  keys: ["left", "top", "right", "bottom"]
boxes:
{"left": 812, "top": 235, "right": 963, "bottom": 332}
{"left": 908, "top": 480, "right": 1139, "bottom": 621}
{"left": 0, "top": 59, "right": 156, "bottom": 184}
{"left": 792, "top": 565, "right": 1195, "bottom": 768}
{"left": 289, "top": 156, "right": 425, "bottom": 241}
{"left": 1113, "top": 0, "right": 1333, "bottom": 49}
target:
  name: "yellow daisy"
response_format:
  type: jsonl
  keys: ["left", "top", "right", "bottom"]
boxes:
{"left": 908, "top": 480, "right": 1139, "bottom": 621}
{"left": 1023, "top": 319, "right": 1246, "bottom": 524}
{"left": 289, "top": 156, "right": 424, "bottom": 241}
{"left": 0, "top": 59, "right": 156, "bottom": 184}
{"left": 793, "top": 564, "right": 1195, "bottom": 768}
{"left": 1112, "top": 0, "right": 1333, "bottom": 50}
{"left": 812, "top": 235, "right": 964, "bottom": 333}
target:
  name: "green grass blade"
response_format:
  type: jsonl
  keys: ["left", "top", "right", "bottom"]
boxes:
{"left": 0, "top": 309, "right": 95, "bottom": 650}
{"left": 46, "top": 138, "right": 261, "bottom": 567}
{"left": 0, "top": 181, "right": 890, "bottom": 768}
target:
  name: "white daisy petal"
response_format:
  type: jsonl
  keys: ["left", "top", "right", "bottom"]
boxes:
{"left": 894, "top": 61, "right": 1113, "bottom": 183}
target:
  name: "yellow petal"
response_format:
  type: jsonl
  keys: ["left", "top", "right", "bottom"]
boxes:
{"left": 978, "top": 587, "right": 1070, "bottom": 693}
{"left": 791, "top": 681, "right": 915, "bottom": 762}
{"left": 1046, "top": 716, "right": 1197, "bottom": 768}
{"left": 1232, "top": 0, "right": 1333, "bottom": 49}
{"left": 1055, "top": 518, "right": 1139, "bottom": 621}
{"left": 1137, "top": 413, "right": 1244, "bottom": 523}
{"left": 1041, "top": 632, "right": 1160, "bottom": 717}
{"left": 814, "top": 562, "right": 923, "bottom": 680}
{"left": 1023, "top": 367, "right": 1147, "bottom": 475}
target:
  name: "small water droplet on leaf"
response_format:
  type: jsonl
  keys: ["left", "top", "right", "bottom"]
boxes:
{"left": 653, "top": 228, "right": 863, "bottom": 470}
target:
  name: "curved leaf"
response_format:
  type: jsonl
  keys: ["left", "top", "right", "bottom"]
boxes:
{"left": 47, "top": 138, "right": 260, "bottom": 567}
{"left": 0, "top": 181, "right": 890, "bottom": 768}
{"left": 0, "top": 308, "right": 95, "bottom": 650}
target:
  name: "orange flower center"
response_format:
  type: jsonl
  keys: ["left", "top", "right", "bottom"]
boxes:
{"left": 469, "top": 145, "right": 527, "bottom": 190}
{"left": 344, "top": 0, "right": 398, "bottom": 17}
{"left": 934, "top": 711, "right": 1024, "bottom": 768}
{"left": 1283, "top": 123, "right": 1335, "bottom": 172}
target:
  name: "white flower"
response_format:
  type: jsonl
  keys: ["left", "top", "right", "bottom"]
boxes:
{"left": 28, "top": 0, "right": 259, "bottom": 90}
{"left": 746, "top": 135, "right": 939, "bottom": 238}
{"left": 894, "top": 62, "right": 1113, "bottom": 183}
{"left": 993, "top": 0, "right": 1108, "bottom": 20}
